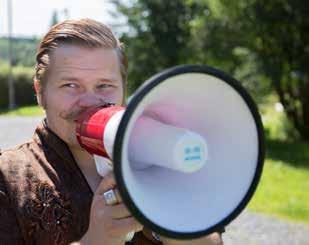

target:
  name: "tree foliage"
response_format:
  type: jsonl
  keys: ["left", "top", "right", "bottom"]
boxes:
{"left": 112, "top": 0, "right": 309, "bottom": 140}
{"left": 0, "top": 65, "right": 36, "bottom": 108}
{"left": 215, "top": 0, "right": 309, "bottom": 140}
{"left": 50, "top": 10, "right": 60, "bottom": 27}
{"left": 0, "top": 37, "right": 38, "bottom": 67}
{"left": 111, "top": 0, "right": 207, "bottom": 93}
{"left": 252, "top": 0, "right": 309, "bottom": 140}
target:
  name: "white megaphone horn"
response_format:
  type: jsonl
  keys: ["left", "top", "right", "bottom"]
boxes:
{"left": 75, "top": 64, "right": 265, "bottom": 240}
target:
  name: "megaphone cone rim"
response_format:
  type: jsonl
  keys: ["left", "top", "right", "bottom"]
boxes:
{"left": 113, "top": 64, "right": 265, "bottom": 239}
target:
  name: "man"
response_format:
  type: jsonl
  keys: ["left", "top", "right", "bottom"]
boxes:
{"left": 0, "top": 19, "right": 223, "bottom": 244}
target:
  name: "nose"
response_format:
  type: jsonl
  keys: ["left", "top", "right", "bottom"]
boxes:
{"left": 77, "top": 93, "right": 104, "bottom": 108}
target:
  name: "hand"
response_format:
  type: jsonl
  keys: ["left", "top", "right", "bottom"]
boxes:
{"left": 82, "top": 172, "right": 143, "bottom": 245}
{"left": 160, "top": 232, "right": 223, "bottom": 245}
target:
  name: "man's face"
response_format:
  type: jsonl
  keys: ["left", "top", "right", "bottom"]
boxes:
{"left": 40, "top": 44, "right": 124, "bottom": 149}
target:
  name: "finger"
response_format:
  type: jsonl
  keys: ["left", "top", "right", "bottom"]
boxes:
{"left": 112, "top": 217, "right": 143, "bottom": 235}
{"left": 109, "top": 203, "right": 131, "bottom": 219}
{"left": 102, "top": 188, "right": 123, "bottom": 206}
{"left": 114, "top": 188, "right": 122, "bottom": 203}
{"left": 95, "top": 172, "right": 116, "bottom": 196}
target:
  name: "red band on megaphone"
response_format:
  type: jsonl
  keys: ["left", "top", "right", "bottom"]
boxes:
{"left": 75, "top": 105, "right": 124, "bottom": 158}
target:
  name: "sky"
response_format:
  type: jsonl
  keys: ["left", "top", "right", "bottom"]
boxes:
{"left": 0, "top": 0, "right": 125, "bottom": 37}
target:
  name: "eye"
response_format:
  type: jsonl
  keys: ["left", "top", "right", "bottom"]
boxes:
{"left": 61, "top": 83, "right": 79, "bottom": 89}
{"left": 97, "top": 84, "right": 115, "bottom": 89}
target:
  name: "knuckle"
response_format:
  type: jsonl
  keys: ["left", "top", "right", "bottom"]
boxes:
{"left": 126, "top": 217, "right": 138, "bottom": 227}
{"left": 109, "top": 222, "right": 123, "bottom": 237}
{"left": 105, "top": 172, "right": 116, "bottom": 183}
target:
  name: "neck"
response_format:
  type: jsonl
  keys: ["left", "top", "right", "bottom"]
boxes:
{"left": 70, "top": 146, "right": 102, "bottom": 191}
{"left": 70, "top": 147, "right": 95, "bottom": 170}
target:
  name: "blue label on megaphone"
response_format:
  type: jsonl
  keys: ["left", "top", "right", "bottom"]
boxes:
{"left": 184, "top": 146, "right": 202, "bottom": 162}
{"left": 184, "top": 156, "right": 202, "bottom": 161}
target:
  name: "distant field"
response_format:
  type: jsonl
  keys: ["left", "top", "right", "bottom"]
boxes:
{"left": 248, "top": 97, "right": 309, "bottom": 224}
{"left": 0, "top": 105, "right": 44, "bottom": 116}
{"left": 248, "top": 140, "right": 309, "bottom": 224}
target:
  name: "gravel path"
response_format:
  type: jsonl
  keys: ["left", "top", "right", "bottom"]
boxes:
{"left": 0, "top": 116, "right": 43, "bottom": 150}
{"left": 223, "top": 210, "right": 309, "bottom": 245}
{"left": 0, "top": 116, "right": 308, "bottom": 244}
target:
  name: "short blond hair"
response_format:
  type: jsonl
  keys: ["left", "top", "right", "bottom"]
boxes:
{"left": 35, "top": 19, "right": 128, "bottom": 90}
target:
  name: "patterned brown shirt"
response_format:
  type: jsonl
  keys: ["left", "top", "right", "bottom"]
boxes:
{"left": 0, "top": 120, "right": 160, "bottom": 245}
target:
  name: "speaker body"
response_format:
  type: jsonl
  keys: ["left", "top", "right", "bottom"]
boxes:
{"left": 77, "top": 64, "right": 265, "bottom": 239}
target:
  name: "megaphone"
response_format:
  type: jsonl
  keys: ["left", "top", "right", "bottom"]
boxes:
{"left": 75, "top": 64, "right": 264, "bottom": 239}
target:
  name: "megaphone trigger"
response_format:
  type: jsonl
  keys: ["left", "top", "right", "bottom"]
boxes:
{"left": 94, "top": 155, "right": 113, "bottom": 177}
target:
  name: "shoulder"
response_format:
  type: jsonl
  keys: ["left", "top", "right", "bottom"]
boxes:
{"left": 0, "top": 139, "right": 53, "bottom": 210}
{"left": 0, "top": 141, "right": 74, "bottom": 244}
{"left": 0, "top": 143, "right": 34, "bottom": 244}
{"left": 0, "top": 140, "right": 35, "bottom": 161}
{"left": 0, "top": 140, "right": 36, "bottom": 182}
{"left": 0, "top": 141, "right": 38, "bottom": 212}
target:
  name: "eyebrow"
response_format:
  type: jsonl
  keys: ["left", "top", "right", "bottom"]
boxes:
{"left": 58, "top": 77, "right": 119, "bottom": 84}
{"left": 98, "top": 78, "right": 118, "bottom": 83}
{"left": 58, "top": 77, "right": 80, "bottom": 82}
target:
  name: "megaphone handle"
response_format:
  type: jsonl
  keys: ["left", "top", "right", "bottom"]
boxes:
{"left": 94, "top": 155, "right": 113, "bottom": 177}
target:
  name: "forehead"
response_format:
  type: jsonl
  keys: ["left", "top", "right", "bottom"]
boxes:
{"left": 48, "top": 44, "right": 121, "bottom": 77}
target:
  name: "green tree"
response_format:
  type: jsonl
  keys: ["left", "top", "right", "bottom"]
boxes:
{"left": 213, "top": 0, "right": 309, "bottom": 140}
{"left": 112, "top": 0, "right": 309, "bottom": 140}
{"left": 50, "top": 10, "right": 59, "bottom": 27}
{"left": 0, "top": 37, "right": 38, "bottom": 67}
{"left": 250, "top": 0, "right": 309, "bottom": 140}
{"left": 112, "top": 0, "right": 207, "bottom": 93}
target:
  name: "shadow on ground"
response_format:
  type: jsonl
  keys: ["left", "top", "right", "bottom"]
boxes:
{"left": 266, "top": 139, "right": 309, "bottom": 169}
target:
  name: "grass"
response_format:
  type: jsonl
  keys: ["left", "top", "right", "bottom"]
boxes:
{"left": 0, "top": 105, "right": 44, "bottom": 116}
{"left": 248, "top": 95, "right": 309, "bottom": 224}
{"left": 248, "top": 142, "right": 309, "bottom": 224}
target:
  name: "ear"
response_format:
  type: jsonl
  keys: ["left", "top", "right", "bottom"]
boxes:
{"left": 33, "top": 79, "right": 43, "bottom": 107}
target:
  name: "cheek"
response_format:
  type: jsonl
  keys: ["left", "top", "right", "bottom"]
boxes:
{"left": 102, "top": 88, "right": 124, "bottom": 105}
{"left": 45, "top": 91, "right": 76, "bottom": 111}
{"left": 44, "top": 95, "right": 78, "bottom": 145}
{"left": 44, "top": 93, "right": 78, "bottom": 131}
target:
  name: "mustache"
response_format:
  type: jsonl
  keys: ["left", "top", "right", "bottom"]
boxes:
{"left": 59, "top": 107, "right": 90, "bottom": 121}
{"left": 59, "top": 101, "right": 114, "bottom": 121}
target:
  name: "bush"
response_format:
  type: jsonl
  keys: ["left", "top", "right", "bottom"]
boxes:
{"left": 0, "top": 65, "right": 36, "bottom": 109}
{"left": 260, "top": 94, "right": 300, "bottom": 141}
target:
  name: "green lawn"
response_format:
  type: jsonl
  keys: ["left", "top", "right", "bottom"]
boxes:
{"left": 0, "top": 105, "right": 44, "bottom": 116}
{"left": 248, "top": 96, "right": 309, "bottom": 224}
{"left": 248, "top": 140, "right": 309, "bottom": 224}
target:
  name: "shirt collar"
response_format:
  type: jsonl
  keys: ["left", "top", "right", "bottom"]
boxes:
{"left": 33, "top": 118, "right": 76, "bottom": 164}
